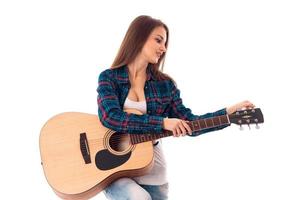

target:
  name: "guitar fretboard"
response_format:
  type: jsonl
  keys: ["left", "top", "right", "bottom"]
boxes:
{"left": 130, "top": 115, "right": 230, "bottom": 145}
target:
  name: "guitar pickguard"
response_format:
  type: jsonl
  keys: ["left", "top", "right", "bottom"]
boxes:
{"left": 95, "top": 149, "right": 131, "bottom": 170}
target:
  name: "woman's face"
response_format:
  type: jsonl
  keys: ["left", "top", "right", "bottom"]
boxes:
{"left": 141, "top": 26, "right": 167, "bottom": 64}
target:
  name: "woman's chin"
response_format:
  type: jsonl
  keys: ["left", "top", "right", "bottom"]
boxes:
{"left": 150, "top": 58, "right": 159, "bottom": 64}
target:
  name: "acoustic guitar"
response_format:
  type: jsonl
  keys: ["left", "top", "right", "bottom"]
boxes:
{"left": 39, "top": 108, "right": 264, "bottom": 199}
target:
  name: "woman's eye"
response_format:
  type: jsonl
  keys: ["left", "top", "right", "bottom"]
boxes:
{"left": 156, "top": 39, "right": 161, "bottom": 43}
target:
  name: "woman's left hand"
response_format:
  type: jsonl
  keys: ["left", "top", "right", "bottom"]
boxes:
{"left": 226, "top": 100, "right": 255, "bottom": 115}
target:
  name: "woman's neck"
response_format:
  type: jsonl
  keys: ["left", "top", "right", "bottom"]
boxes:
{"left": 128, "top": 55, "right": 148, "bottom": 80}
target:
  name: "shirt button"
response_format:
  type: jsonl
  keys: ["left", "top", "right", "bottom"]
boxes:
{"left": 148, "top": 110, "right": 151, "bottom": 114}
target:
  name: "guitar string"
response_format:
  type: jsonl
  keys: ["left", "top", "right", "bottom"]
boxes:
{"left": 86, "top": 119, "right": 227, "bottom": 145}
{"left": 87, "top": 134, "right": 167, "bottom": 145}
{"left": 85, "top": 119, "right": 246, "bottom": 146}
{"left": 86, "top": 118, "right": 257, "bottom": 146}
{"left": 91, "top": 116, "right": 229, "bottom": 144}
{"left": 86, "top": 129, "right": 199, "bottom": 145}
{"left": 86, "top": 122, "right": 210, "bottom": 145}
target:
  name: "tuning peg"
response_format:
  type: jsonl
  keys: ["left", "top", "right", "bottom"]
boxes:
{"left": 254, "top": 119, "right": 260, "bottom": 129}
{"left": 255, "top": 124, "right": 260, "bottom": 129}
{"left": 239, "top": 125, "right": 244, "bottom": 131}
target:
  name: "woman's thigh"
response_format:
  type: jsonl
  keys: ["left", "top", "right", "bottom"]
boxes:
{"left": 140, "top": 183, "right": 169, "bottom": 200}
{"left": 103, "top": 178, "right": 152, "bottom": 200}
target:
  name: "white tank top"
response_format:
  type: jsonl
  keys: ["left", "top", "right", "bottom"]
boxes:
{"left": 123, "top": 97, "right": 168, "bottom": 185}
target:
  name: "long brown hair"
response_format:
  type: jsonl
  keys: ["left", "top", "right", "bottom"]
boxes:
{"left": 111, "top": 15, "right": 174, "bottom": 82}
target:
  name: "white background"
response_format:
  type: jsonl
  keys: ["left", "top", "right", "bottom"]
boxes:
{"left": 1, "top": 0, "right": 299, "bottom": 199}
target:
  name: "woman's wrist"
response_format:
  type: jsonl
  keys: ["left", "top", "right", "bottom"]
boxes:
{"left": 226, "top": 106, "right": 237, "bottom": 115}
{"left": 162, "top": 118, "right": 167, "bottom": 129}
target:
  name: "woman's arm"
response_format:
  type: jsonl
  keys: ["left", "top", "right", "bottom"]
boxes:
{"left": 167, "top": 81, "right": 228, "bottom": 136}
{"left": 166, "top": 81, "right": 255, "bottom": 136}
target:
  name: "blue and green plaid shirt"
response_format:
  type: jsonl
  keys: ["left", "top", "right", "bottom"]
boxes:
{"left": 97, "top": 65, "right": 229, "bottom": 136}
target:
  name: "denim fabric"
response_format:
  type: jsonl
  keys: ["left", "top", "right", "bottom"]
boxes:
{"left": 104, "top": 178, "right": 168, "bottom": 200}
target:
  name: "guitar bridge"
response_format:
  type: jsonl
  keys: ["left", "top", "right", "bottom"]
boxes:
{"left": 80, "top": 133, "right": 91, "bottom": 164}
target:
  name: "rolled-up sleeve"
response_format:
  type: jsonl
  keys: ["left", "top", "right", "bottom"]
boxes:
{"left": 97, "top": 69, "right": 164, "bottom": 134}
{"left": 168, "top": 81, "right": 230, "bottom": 136}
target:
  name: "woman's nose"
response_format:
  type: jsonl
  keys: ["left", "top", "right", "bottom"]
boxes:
{"left": 160, "top": 45, "right": 166, "bottom": 52}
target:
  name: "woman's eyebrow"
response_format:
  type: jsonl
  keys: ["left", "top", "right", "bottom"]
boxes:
{"left": 156, "top": 34, "right": 164, "bottom": 40}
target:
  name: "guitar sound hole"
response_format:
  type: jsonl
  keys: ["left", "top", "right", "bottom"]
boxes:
{"left": 109, "top": 132, "right": 131, "bottom": 152}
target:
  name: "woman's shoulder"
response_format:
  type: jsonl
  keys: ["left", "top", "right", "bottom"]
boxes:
{"left": 98, "top": 67, "right": 121, "bottom": 81}
{"left": 154, "top": 70, "right": 176, "bottom": 86}
{"left": 160, "top": 76, "right": 176, "bottom": 89}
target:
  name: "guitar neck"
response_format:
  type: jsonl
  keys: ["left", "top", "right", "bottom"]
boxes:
{"left": 130, "top": 115, "right": 230, "bottom": 144}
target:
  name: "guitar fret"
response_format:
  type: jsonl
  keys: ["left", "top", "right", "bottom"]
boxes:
{"left": 192, "top": 121, "right": 199, "bottom": 131}
{"left": 199, "top": 120, "right": 206, "bottom": 129}
{"left": 220, "top": 115, "right": 228, "bottom": 124}
{"left": 206, "top": 118, "right": 213, "bottom": 127}
{"left": 137, "top": 134, "right": 141, "bottom": 143}
{"left": 151, "top": 134, "right": 155, "bottom": 140}
{"left": 142, "top": 135, "right": 146, "bottom": 142}
{"left": 157, "top": 134, "right": 161, "bottom": 140}
{"left": 136, "top": 134, "right": 140, "bottom": 144}
{"left": 153, "top": 134, "right": 157, "bottom": 140}
{"left": 149, "top": 134, "right": 152, "bottom": 141}
{"left": 217, "top": 116, "right": 221, "bottom": 125}
{"left": 132, "top": 134, "right": 135, "bottom": 144}
{"left": 191, "top": 121, "right": 195, "bottom": 131}
{"left": 213, "top": 117, "right": 220, "bottom": 126}
{"left": 226, "top": 115, "right": 230, "bottom": 124}
{"left": 130, "top": 134, "right": 134, "bottom": 144}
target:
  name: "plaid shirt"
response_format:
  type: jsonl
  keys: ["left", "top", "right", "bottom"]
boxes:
{"left": 97, "top": 65, "right": 229, "bottom": 136}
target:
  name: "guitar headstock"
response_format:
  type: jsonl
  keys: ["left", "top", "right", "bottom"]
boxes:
{"left": 229, "top": 108, "right": 264, "bottom": 129}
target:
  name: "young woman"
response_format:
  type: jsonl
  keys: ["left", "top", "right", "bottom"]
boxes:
{"left": 97, "top": 15, "right": 254, "bottom": 200}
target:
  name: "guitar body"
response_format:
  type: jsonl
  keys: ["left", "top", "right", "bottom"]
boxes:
{"left": 39, "top": 110, "right": 154, "bottom": 199}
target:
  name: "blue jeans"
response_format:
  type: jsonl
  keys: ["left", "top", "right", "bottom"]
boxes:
{"left": 103, "top": 178, "right": 169, "bottom": 200}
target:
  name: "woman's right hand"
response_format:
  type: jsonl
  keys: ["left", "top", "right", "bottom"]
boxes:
{"left": 163, "top": 118, "right": 192, "bottom": 137}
